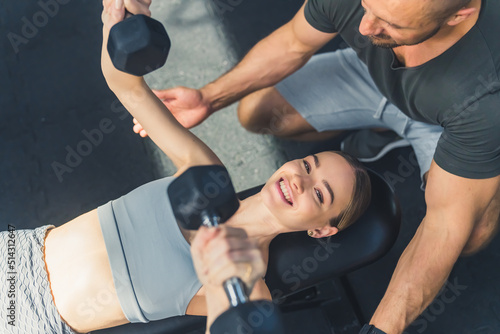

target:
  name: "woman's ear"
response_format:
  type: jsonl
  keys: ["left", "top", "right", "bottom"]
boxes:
{"left": 309, "top": 225, "right": 338, "bottom": 238}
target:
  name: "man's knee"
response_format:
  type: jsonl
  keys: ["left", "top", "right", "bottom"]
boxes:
{"left": 237, "top": 87, "right": 297, "bottom": 135}
{"left": 237, "top": 92, "right": 268, "bottom": 133}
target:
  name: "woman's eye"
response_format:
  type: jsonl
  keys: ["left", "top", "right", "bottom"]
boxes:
{"left": 303, "top": 160, "right": 310, "bottom": 174}
{"left": 315, "top": 188, "right": 323, "bottom": 204}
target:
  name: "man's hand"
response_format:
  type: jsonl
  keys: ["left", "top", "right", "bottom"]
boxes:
{"left": 153, "top": 87, "right": 213, "bottom": 129}
{"left": 132, "top": 87, "right": 211, "bottom": 136}
{"left": 191, "top": 226, "right": 266, "bottom": 294}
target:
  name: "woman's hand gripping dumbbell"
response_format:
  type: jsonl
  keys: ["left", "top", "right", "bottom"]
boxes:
{"left": 103, "top": 0, "right": 170, "bottom": 77}
{"left": 169, "top": 165, "right": 285, "bottom": 334}
{"left": 191, "top": 225, "right": 267, "bottom": 330}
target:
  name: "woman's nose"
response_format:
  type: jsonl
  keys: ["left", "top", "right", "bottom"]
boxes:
{"left": 292, "top": 174, "right": 308, "bottom": 194}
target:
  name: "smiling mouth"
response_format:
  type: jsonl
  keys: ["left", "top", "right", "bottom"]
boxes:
{"left": 279, "top": 178, "right": 293, "bottom": 206}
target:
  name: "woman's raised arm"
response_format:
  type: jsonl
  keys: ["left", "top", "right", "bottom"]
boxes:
{"left": 101, "top": 0, "right": 222, "bottom": 175}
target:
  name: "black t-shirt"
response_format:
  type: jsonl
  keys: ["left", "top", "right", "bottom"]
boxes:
{"left": 305, "top": 0, "right": 500, "bottom": 179}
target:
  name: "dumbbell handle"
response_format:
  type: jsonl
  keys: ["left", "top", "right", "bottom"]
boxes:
{"left": 202, "top": 212, "right": 220, "bottom": 228}
{"left": 224, "top": 277, "right": 249, "bottom": 307}
{"left": 201, "top": 210, "right": 250, "bottom": 306}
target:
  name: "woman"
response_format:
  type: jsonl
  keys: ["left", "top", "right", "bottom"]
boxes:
{"left": 0, "top": 1, "right": 371, "bottom": 333}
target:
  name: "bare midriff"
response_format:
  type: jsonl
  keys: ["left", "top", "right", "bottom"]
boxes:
{"left": 44, "top": 209, "right": 128, "bottom": 333}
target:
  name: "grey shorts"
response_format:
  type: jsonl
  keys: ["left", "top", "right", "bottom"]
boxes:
{"left": 0, "top": 225, "right": 76, "bottom": 334}
{"left": 276, "top": 48, "right": 443, "bottom": 181}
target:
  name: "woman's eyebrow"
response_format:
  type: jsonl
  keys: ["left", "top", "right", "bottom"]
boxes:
{"left": 313, "top": 154, "right": 320, "bottom": 168}
{"left": 323, "top": 180, "right": 334, "bottom": 205}
{"left": 313, "top": 154, "right": 334, "bottom": 205}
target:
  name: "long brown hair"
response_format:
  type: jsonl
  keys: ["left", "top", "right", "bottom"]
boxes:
{"left": 328, "top": 151, "right": 371, "bottom": 231}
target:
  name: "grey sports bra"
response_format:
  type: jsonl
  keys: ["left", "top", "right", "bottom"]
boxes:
{"left": 97, "top": 177, "right": 202, "bottom": 323}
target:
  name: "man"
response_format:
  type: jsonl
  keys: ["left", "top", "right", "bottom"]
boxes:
{"left": 137, "top": 0, "right": 499, "bottom": 332}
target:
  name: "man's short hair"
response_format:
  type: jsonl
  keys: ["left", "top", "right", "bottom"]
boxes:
{"left": 429, "top": 0, "right": 473, "bottom": 21}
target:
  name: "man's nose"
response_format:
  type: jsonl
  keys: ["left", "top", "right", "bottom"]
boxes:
{"left": 359, "top": 12, "right": 383, "bottom": 36}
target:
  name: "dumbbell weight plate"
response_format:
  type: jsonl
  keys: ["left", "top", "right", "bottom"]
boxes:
{"left": 210, "top": 300, "right": 285, "bottom": 334}
{"left": 108, "top": 14, "right": 171, "bottom": 76}
{"left": 168, "top": 165, "right": 240, "bottom": 230}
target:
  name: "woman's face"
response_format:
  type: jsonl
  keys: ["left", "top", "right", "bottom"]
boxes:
{"left": 261, "top": 152, "right": 356, "bottom": 235}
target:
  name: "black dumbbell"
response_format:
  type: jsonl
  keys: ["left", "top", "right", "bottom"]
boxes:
{"left": 107, "top": 13, "right": 171, "bottom": 76}
{"left": 168, "top": 165, "right": 240, "bottom": 230}
{"left": 210, "top": 299, "right": 285, "bottom": 334}
{"left": 168, "top": 165, "right": 285, "bottom": 334}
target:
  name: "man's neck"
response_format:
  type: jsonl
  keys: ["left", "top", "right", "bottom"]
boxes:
{"left": 393, "top": 0, "right": 482, "bottom": 68}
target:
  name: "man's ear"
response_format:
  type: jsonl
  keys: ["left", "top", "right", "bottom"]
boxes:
{"left": 446, "top": 7, "right": 477, "bottom": 26}
{"left": 311, "top": 225, "right": 339, "bottom": 238}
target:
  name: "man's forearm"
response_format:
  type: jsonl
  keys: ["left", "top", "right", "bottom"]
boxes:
{"left": 369, "top": 161, "right": 500, "bottom": 333}
{"left": 201, "top": 23, "right": 314, "bottom": 112}
{"left": 369, "top": 215, "right": 471, "bottom": 333}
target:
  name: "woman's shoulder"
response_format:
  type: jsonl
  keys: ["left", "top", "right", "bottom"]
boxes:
{"left": 126, "top": 176, "right": 176, "bottom": 196}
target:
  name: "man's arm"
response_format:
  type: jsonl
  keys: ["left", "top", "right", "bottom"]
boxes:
{"left": 370, "top": 161, "right": 500, "bottom": 333}
{"left": 147, "top": 1, "right": 337, "bottom": 130}
{"left": 201, "top": 1, "right": 337, "bottom": 113}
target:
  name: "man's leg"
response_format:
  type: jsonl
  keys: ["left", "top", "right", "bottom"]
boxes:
{"left": 238, "top": 87, "right": 342, "bottom": 141}
{"left": 237, "top": 49, "right": 389, "bottom": 142}
{"left": 395, "top": 115, "right": 443, "bottom": 189}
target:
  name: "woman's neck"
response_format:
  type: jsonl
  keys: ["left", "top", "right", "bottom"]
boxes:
{"left": 224, "top": 193, "right": 282, "bottom": 249}
{"left": 179, "top": 193, "right": 284, "bottom": 252}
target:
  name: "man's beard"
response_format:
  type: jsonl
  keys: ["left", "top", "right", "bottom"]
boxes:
{"left": 368, "top": 24, "right": 442, "bottom": 49}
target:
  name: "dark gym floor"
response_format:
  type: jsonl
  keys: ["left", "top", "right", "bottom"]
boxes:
{"left": 1, "top": 1, "right": 499, "bottom": 334}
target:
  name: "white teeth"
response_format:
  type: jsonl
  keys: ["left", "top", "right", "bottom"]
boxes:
{"left": 280, "top": 180, "right": 292, "bottom": 202}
